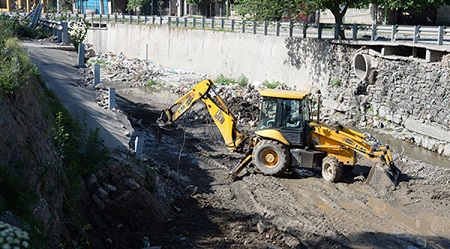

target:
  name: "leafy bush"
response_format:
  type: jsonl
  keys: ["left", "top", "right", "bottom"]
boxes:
{"left": 215, "top": 74, "right": 249, "bottom": 86}
{"left": 236, "top": 75, "right": 249, "bottom": 87}
{"left": 215, "top": 74, "right": 235, "bottom": 85}
{"left": 68, "top": 20, "right": 88, "bottom": 49}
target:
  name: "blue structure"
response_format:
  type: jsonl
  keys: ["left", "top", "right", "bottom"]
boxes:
{"left": 77, "top": 0, "right": 109, "bottom": 14}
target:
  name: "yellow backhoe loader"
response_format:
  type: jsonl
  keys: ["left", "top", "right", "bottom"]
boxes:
{"left": 158, "top": 79, "right": 400, "bottom": 188}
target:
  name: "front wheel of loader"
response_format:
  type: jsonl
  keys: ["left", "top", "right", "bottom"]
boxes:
{"left": 252, "top": 140, "right": 290, "bottom": 176}
{"left": 322, "top": 156, "right": 342, "bottom": 182}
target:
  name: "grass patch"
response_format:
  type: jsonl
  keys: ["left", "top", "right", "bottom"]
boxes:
{"left": 262, "top": 80, "right": 282, "bottom": 89}
{"left": 215, "top": 74, "right": 249, "bottom": 87}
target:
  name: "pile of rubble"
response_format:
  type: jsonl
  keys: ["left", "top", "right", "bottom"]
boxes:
{"left": 80, "top": 52, "right": 291, "bottom": 126}
{"left": 78, "top": 52, "right": 206, "bottom": 88}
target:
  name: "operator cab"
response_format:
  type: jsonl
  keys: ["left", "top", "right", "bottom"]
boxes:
{"left": 258, "top": 89, "right": 311, "bottom": 147}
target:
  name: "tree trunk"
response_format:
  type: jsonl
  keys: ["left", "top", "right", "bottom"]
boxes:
{"left": 330, "top": 4, "right": 348, "bottom": 39}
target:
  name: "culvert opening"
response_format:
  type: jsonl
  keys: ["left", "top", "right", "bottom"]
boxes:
{"left": 353, "top": 53, "right": 371, "bottom": 80}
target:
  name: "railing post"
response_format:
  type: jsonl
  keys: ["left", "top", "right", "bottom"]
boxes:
{"left": 334, "top": 23, "right": 339, "bottom": 39}
{"left": 129, "top": 14, "right": 132, "bottom": 24}
{"left": 193, "top": 17, "right": 196, "bottom": 28}
{"left": 242, "top": 20, "right": 245, "bottom": 33}
{"left": 159, "top": 16, "right": 163, "bottom": 25}
{"left": 352, "top": 23, "right": 358, "bottom": 40}
{"left": 391, "top": 25, "right": 397, "bottom": 41}
{"left": 137, "top": 15, "right": 140, "bottom": 24}
{"left": 184, "top": 17, "right": 187, "bottom": 28}
{"left": 176, "top": 17, "right": 179, "bottom": 27}
{"left": 413, "top": 25, "right": 419, "bottom": 43}
{"left": 107, "top": 14, "right": 110, "bottom": 23}
{"left": 302, "top": 23, "right": 307, "bottom": 38}
{"left": 168, "top": 16, "right": 171, "bottom": 26}
{"left": 371, "top": 24, "right": 377, "bottom": 41}
{"left": 152, "top": 15, "right": 156, "bottom": 24}
{"left": 78, "top": 43, "right": 85, "bottom": 68}
{"left": 91, "top": 12, "right": 94, "bottom": 27}
{"left": 253, "top": 21, "right": 256, "bottom": 34}
{"left": 144, "top": 15, "right": 148, "bottom": 24}
{"left": 221, "top": 19, "right": 224, "bottom": 29}
{"left": 231, "top": 19, "right": 235, "bottom": 31}
{"left": 211, "top": 17, "right": 214, "bottom": 29}
{"left": 437, "top": 26, "right": 444, "bottom": 45}
{"left": 264, "top": 21, "right": 268, "bottom": 35}
{"left": 99, "top": 14, "right": 102, "bottom": 25}
{"left": 202, "top": 16, "right": 205, "bottom": 29}
{"left": 76, "top": 13, "right": 79, "bottom": 22}
{"left": 289, "top": 21, "right": 293, "bottom": 37}
{"left": 276, "top": 21, "right": 280, "bottom": 36}
{"left": 114, "top": 13, "right": 117, "bottom": 23}
{"left": 122, "top": 14, "right": 124, "bottom": 24}
{"left": 318, "top": 23, "right": 323, "bottom": 39}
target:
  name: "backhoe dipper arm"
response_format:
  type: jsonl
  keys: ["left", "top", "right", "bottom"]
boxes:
{"left": 158, "top": 79, "right": 247, "bottom": 152}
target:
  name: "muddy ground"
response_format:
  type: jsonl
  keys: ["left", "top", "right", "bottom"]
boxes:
{"left": 87, "top": 83, "right": 449, "bottom": 249}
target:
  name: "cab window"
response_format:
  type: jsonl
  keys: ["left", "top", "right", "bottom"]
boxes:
{"left": 259, "top": 98, "right": 277, "bottom": 129}
{"left": 280, "top": 99, "right": 302, "bottom": 128}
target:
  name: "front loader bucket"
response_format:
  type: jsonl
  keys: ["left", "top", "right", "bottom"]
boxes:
{"left": 365, "top": 162, "right": 401, "bottom": 193}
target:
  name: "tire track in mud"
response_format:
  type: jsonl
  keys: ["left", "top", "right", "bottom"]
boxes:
{"left": 168, "top": 124, "right": 450, "bottom": 248}
{"left": 193, "top": 143, "right": 446, "bottom": 248}
{"left": 195, "top": 146, "right": 349, "bottom": 247}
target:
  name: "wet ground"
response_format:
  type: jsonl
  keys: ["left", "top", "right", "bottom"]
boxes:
{"left": 113, "top": 85, "right": 450, "bottom": 249}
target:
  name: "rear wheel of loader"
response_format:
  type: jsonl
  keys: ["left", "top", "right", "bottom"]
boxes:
{"left": 252, "top": 140, "right": 290, "bottom": 176}
{"left": 322, "top": 156, "right": 342, "bottom": 182}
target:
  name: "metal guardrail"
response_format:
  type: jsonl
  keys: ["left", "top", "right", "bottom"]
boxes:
{"left": 1, "top": 11, "right": 449, "bottom": 46}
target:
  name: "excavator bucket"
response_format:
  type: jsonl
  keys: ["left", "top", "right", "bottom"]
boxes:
{"left": 157, "top": 109, "right": 173, "bottom": 126}
{"left": 364, "top": 162, "right": 401, "bottom": 193}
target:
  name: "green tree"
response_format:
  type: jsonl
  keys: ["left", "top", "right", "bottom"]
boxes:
{"left": 234, "top": 0, "right": 305, "bottom": 21}
{"left": 375, "top": 0, "right": 448, "bottom": 10}
{"left": 188, "top": 0, "right": 225, "bottom": 16}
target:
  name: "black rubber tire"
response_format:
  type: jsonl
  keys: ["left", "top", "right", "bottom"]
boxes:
{"left": 342, "top": 164, "right": 353, "bottom": 174}
{"left": 252, "top": 140, "right": 291, "bottom": 176}
{"left": 322, "top": 156, "right": 342, "bottom": 182}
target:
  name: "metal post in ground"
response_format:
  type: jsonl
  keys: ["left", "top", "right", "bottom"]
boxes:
{"left": 109, "top": 88, "right": 116, "bottom": 109}
{"left": 94, "top": 63, "right": 100, "bottom": 87}
{"left": 78, "top": 43, "right": 85, "bottom": 67}
{"left": 61, "top": 21, "right": 68, "bottom": 44}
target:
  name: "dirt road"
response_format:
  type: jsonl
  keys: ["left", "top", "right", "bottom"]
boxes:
{"left": 116, "top": 86, "right": 450, "bottom": 249}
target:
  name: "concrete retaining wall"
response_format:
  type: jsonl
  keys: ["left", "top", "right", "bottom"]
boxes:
{"left": 87, "top": 23, "right": 346, "bottom": 91}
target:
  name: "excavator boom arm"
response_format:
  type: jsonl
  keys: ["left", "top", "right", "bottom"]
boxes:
{"left": 158, "top": 79, "right": 247, "bottom": 152}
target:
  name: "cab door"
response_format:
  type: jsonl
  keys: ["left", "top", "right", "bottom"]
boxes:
{"left": 278, "top": 99, "right": 305, "bottom": 146}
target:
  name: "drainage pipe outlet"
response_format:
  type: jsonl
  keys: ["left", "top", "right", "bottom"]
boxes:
{"left": 353, "top": 53, "right": 372, "bottom": 80}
